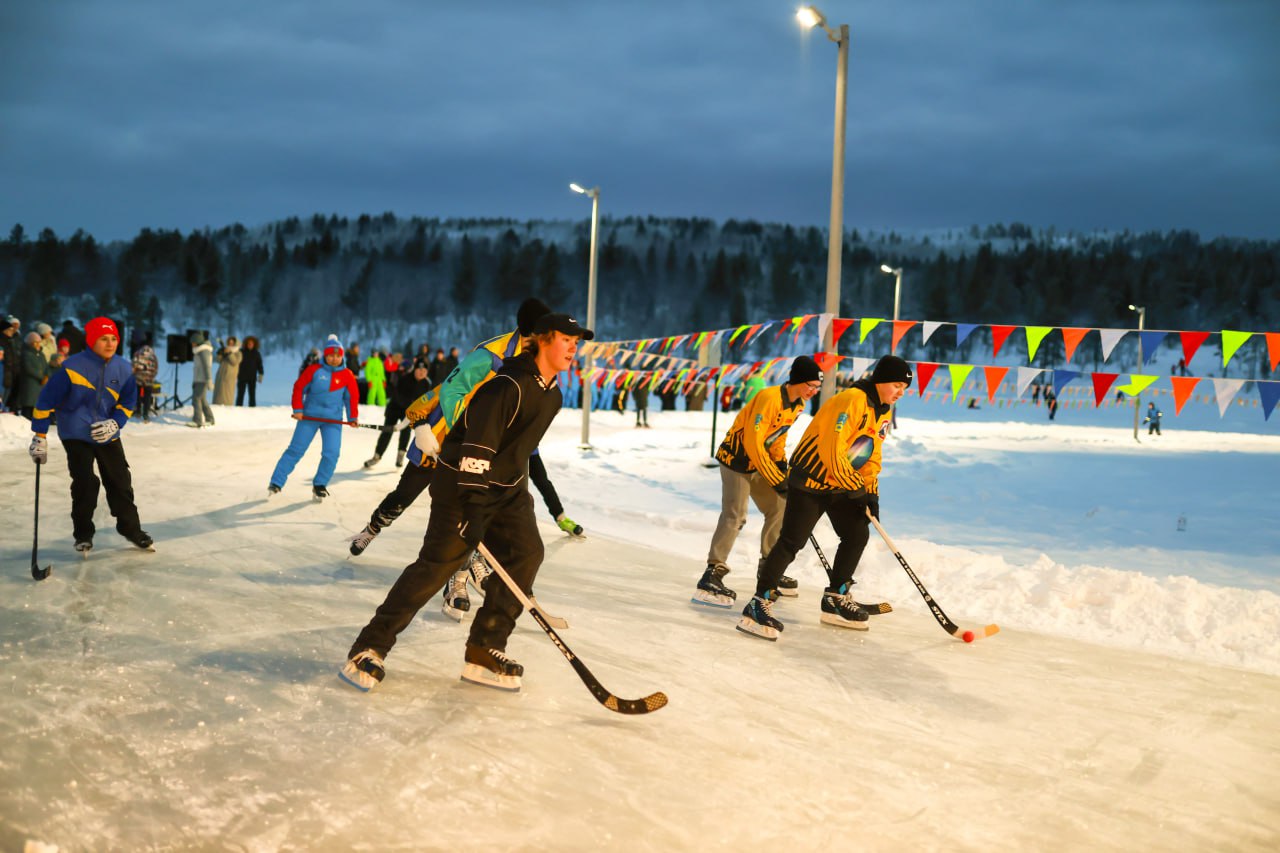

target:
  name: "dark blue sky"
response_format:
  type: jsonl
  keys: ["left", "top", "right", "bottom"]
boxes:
{"left": 2, "top": 0, "right": 1277, "bottom": 243}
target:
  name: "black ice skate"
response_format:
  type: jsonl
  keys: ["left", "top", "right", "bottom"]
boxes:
{"left": 312, "top": 485, "right": 330, "bottom": 502}
{"left": 460, "top": 645, "right": 524, "bottom": 692}
{"left": 820, "top": 583, "right": 870, "bottom": 630}
{"left": 75, "top": 540, "right": 93, "bottom": 559}
{"left": 776, "top": 574, "right": 799, "bottom": 597}
{"left": 121, "top": 529, "right": 155, "bottom": 551}
{"left": 736, "top": 590, "right": 784, "bottom": 641}
{"left": 339, "top": 649, "right": 385, "bottom": 692}
{"left": 349, "top": 524, "right": 378, "bottom": 557}
{"left": 692, "top": 564, "right": 737, "bottom": 608}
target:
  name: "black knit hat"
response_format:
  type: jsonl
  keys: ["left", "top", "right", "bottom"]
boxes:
{"left": 871, "top": 355, "right": 913, "bottom": 387}
{"left": 789, "top": 355, "right": 822, "bottom": 385}
{"left": 517, "top": 298, "right": 552, "bottom": 336}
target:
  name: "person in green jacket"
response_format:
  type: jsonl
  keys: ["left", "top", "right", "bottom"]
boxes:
{"left": 364, "top": 351, "right": 387, "bottom": 406}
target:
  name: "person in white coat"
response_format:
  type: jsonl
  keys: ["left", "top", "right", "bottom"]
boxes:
{"left": 189, "top": 331, "right": 215, "bottom": 428}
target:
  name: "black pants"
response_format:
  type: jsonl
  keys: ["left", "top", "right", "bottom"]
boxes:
{"left": 373, "top": 406, "right": 410, "bottom": 457}
{"left": 756, "top": 488, "right": 870, "bottom": 597}
{"left": 1148, "top": 422, "right": 1161, "bottom": 435}
{"left": 236, "top": 379, "right": 257, "bottom": 407}
{"left": 368, "top": 461, "right": 434, "bottom": 531}
{"left": 528, "top": 452, "right": 563, "bottom": 519}
{"left": 349, "top": 468, "right": 544, "bottom": 658}
{"left": 63, "top": 439, "right": 144, "bottom": 543}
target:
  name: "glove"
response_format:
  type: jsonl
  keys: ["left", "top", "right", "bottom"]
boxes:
{"left": 90, "top": 419, "right": 120, "bottom": 443}
{"left": 414, "top": 423, "right": 440, "bottom": 458}
{"left": 865, "top": 494, "right": 880, "bottom": 521}
{"left": 29, "top": 435, "right": 47, "bottom": 464}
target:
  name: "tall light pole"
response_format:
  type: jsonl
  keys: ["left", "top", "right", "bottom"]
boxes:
{"left": 879, "top": 264, "right": 902, "bottom": 323}
{"left": 798, "top": 5, "right": 849, "bottom": 405}
{"left": 1129, "top": 303, "right": 1145, "bottom": 443}
{"left": 571, "top": 182, "right": 600, "bottom": 448}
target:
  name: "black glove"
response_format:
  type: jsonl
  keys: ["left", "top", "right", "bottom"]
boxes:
{"left": 772, "top": 479, "right": 788, "bottom": 496}
{"left": 865, "top": 494, "right": 880, "bottom": 521}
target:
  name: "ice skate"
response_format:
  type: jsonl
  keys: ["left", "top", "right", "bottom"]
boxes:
{"left": 460, "top": 645, "right": 523, "bottom": 692}
{"left": 466, "top": 550, "right": 492, "bottom": 592}
{"left": 312, "top": 485, "right": 329, "bottom": 502}
{"left": 395, "top": 450, "right": 406, "bottom": 467}
{"left": 776, "top": 574, "right": 799, "bottom": 597}
{"left": 75, "top": 540, "right": 93, "bottom": 559}
{"left": 737, "top": 590, "right": 784, "bottom": 641}
{"left": 441, "top": 570, "right": 471, "bottom": 622}
{"left": 820, "top": 584, "right": 870, "bottom": 630}
{"left": 267, "top": 484, "right": 281, "bottom": 497}
{"left": 349, "top": 524, "right": 378, "bottom": 557}
{"left": 122, "top": 529, "right": 155, "bottom": 551}
{"left": 692, "top": 564, "right": 736, "bottom": 608}
{"left": 339, "top": 649, "right": 385, "bottom": 692}
{"left": 362, "top": 454, "right": 381, "bottom": 469}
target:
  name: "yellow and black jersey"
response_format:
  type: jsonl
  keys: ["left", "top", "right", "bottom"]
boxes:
{"left": 789, "top": 380, "right": 891, "bottom": 495}
{"left": 714, "top": 384, "right": 803, "bottom": 487}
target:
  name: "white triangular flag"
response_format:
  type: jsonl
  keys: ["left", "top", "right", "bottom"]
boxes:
{"left": 1015, "top": 367, "right": 1042, "bottom": 398}
{"left": 1098, "top": 328, "right": 1128, "bottom": 362}
{"left": 921, "top": 321, "right": 945, "bottom": 345}
{"left": 1211, "top": 378, "right": 1245, "bottom": 417}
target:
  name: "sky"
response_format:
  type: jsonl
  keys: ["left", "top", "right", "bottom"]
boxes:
{"left": 2, "top": 386, "right": 1278, "bottom": 848}
{"left": 2, "top": 0, "right": 1278, "bottom": 244}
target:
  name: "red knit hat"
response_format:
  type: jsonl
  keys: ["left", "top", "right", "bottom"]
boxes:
{"left": 86, "top": 317, "right": 120, "bottom": 349}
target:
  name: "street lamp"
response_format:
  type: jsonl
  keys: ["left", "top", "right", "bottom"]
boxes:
{"left": 571, "top": 182, "right": 600, "bottom": 448}
{"left": 879, "top": 264, "right": 902, "bottom": 323}
{"left": 1128, "top": 303, "right": 1146, "bottom": 443}
{"left": 797, "top": 4, "right": 849, "bottom": 405}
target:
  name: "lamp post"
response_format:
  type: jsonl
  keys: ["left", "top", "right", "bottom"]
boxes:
{"left": 1129, "top": 303, "right": 1145, "bottom": 443}
{"left": 879, "top": 264, "right": 902, "bottom": 324}
{"left": 797, "top": 5, "right": 849, "bottom": 405}
{"left": 571, "top": 182, "right": 600, "bottom": 448}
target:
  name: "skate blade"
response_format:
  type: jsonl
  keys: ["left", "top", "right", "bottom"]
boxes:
{"left": 735, "top": 620, "right": 779, "bottom": 641}
{"left": 441, "top": 602, "right": 468, "bottom": 622}
{"left": 775, "top": 587, "right": 798, "bottom": 597}
{"left": 819, "top": 613, "right": 870, "bottom": 631}
{"left": 460, "top": 664, "right": 521, "bottom": 692}
{"left": 338, "top": 665, "right": 380, "bottom": 693}
{"left": 691, "top": 592, "right": 735, "bottom": 609}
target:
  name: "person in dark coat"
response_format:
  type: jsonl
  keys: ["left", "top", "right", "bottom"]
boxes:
{"left": 365, "top": 357, "right": 433, "bottom": 469}
{"left": 17, "top": 332, "right": 50, "bottom": 419}
{"left": 236, "top": 336, "right": 265, "bottom": 406}
{"left": 59, "top": 319, "right": 86, "bottom": 355}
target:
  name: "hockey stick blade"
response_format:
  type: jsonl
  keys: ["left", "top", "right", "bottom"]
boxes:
{"left": 478, "top": 543, "right": 668, "bottom": 715}
{"left": 810, "top": 535, "right": 891, "bottom": 614}
{"left": 866, "top": 511, "right": 999, "bottom": 642}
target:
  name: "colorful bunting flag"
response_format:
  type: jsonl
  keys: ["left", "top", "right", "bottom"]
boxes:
{"left": 1098, "top": 328, "right": 1127, "bottom": 362}
{"left": 831, "top": 319, "right": 855, "bottom": 348}
{"left": 1221, "top": 330, "right": 1252, "bottom": 368}
{"left": 915, "top": 362, "right": 940, "bottom": 396}
{"left": 1061, "top": 328, "right": 1090, "bottom": 363}
{"left": 1179, "top": 331, "right": 1210, "bottom": 368}
{"left": 1114, "top": 374, "right": 1157, "bottom": 396}
{"left": 1258, "top": 381, "right": 1280, "bottom": 421}
{"left": 1025, "top": 326, "right": 1052, "bottom": 362}
{"left": 1090, "top": 372, "right": 1119, "bottom": 406}
{"left": 982, "top": 366, "right": 1008, "bottom": 402}
{"left": 947, "top": 364, "right": 974, "bottom": 400}
{"left": 890, "top": 320, "right": 917, "bottom": 354}
{"left": 990, "top": 325, "right": 1016, "bottom": 357}
{"left": 1211, "top": 377, "right": 1246, "bottom": 417}
{"left": 850, "top": 356, "right": 874, "bottom": 378}
{"left": 1267, "top": 333, "right": 1280, "bottom": 372}
{"left": 1170, "top": 376, "right": 1200, "bottom": 415}
{"left": 859, "top": 318, "right": 883, "bottom": 344}
{"left": 955, "top": 323, "right": 978, "bottom": 347}
{"left": 1138, "top": 331, "right": 1167, "bottom": 365}
{"left": 1051, "top": 369, "right": 1078, "bottom": 397}
{"left": 921, "top": 321, "right": 945, "bottom": 345}
{"left": 1015, "top": 367, "right": 1042, "bottom": 398}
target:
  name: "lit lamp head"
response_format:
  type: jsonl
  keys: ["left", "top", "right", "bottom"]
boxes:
{"left": 796, "top": 5, "right": 826, "bottom": 29}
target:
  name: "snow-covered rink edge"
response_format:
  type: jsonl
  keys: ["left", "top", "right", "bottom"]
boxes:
{"left": 2, "top": 406, "right": 1278, "bottom": 851}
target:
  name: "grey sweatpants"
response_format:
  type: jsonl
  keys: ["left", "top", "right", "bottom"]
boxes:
{"left": 706, "top": 464, "right": 785, "bottom": 570}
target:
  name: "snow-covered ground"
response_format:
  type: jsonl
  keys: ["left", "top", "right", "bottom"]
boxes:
{"left": 2, "top": 387, "right": 1278, "bottom": 850}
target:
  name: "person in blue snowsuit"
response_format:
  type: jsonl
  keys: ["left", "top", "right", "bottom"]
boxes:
{"left": 268, "top": 335, "right": 359, "bottom": 499}
{"left": 28, "top": 316, "right": 153, "bottom": 553}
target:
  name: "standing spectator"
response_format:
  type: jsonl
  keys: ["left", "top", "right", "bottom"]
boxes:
{"left": 345, "top": 341, "right": 366, "bottom": 400}
{"left": 28, "top": 316, "right": 153, "bottom": 554}
{"left": 237, "top": 336, "right": 264, "bottom": 406}
{"left": 188, "top": 331, "right": 215, "bottom": 428}
{"left": 1046, "top": 388, "right": 1059, "bottom": 421}
{"left": 18, "top": 331, "right": 50, "bottom": 418}
{"left": 131, "top": 334, "right": 159, "bottom": 423}
{"left": 633, "top": 383, "right": 650, "bottom": 427}
{"left": 364, "top": 349, "right": 387, "bottom": 406}
{"left": 1144, "top": 401, "right": 1163, "bottom": 435}
{"left": 429, "top": 348, "right": 451, "bottom": 386}
{"left": 416, "top": 343, "right": 432, "bottom": 365}
{"left": 36, "top": 323, "right": 57, "bottom": 361}
{"left": 445, "top": 346, "right": 460, "bottom": 376}
{"left": 268, "top": 335, "right": 358, "bottom": 500}
{"left": 213, "top": 336, "right": 242, "bottom": 405}
{"left": 365, "top": 357, "right": 432, "bottom": 469}
{"left": 2, "top": 315, "right": 20, "bottom": 410}
{"left": 299, "top": 348, "right": 320, "bottom": 375}
{"left": 59, "top": 319, "right": 86, "bottom": 354}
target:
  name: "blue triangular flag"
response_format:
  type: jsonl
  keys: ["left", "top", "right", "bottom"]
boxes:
{"left": 1052, "top": 369, "right": 1079, "bottom": 397}
{"left": 955, "top": 323, "right": 978, "bottom": 347}
{"left": 1138, "top": 330, "right": 1168, "bottom": 365}
{"left": 1258, "top": 381, "right": 1280, "bottom": 421}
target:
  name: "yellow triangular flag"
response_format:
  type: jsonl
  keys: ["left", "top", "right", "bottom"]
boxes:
{"left": 1221, "top": 330, "right": 1252, "bottom": 368}
{"left": 1025, "top": 326, "right": 1053, "bottom": 362}
{"left": 859, "top": 318, "right": 883, "bottom": 344}
{"left": 948, "top": 364, "right": 974, "bottom": 400}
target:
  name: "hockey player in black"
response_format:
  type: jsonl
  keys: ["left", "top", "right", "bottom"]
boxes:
{"left": 341, "top": 313, "right": 594, "bottom": 693}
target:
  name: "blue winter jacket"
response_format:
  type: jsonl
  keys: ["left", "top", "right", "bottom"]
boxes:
{"left": 292, "top": 361, "right": 359, "bottom": 421}
{"left": 32, "top": 349, "right": 138, "bottom": 442}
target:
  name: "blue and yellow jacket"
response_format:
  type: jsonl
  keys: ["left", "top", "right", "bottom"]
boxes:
{"left": 403, "top": 330, "right": 524, "bottom": 468}
{"left": 32, "top": 350, "right": 138, "bottom": 442}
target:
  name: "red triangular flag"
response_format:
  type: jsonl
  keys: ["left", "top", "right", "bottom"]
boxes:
{"left": 990, "top": 325, "right": 1016, "bottom": 357}
{"left": 1061, "top": 328, "right": 1090, "bottom": 363}
{"left": 915, "top": 362, "right": 939, "bottom": 396}
{"left": 890, "top": 320, "right": 917, "bottom": 354}
{"left": 1090, "top": 372, "right": 1119, "bottom": 407}
{"left": 982, "top": 366, "right": 1009, "bottom": 403}
{"left": 1267, "top": 332, "right": 1280, "bottom": 372}
{"left": 1180, "top": 331, "right": 1210, "bottom": 368}
{"left": 814, "top": 352, "right": 840, "bottom": 372}
{"left": 831, "top": 318, "right": 855, "bottom": 348}
{"left": 1170, "top": 376, "right": 1201, "bottom": 415}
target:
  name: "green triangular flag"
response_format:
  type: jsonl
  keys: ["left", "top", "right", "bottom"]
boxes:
{"left": 1221, "top": 330, "right": 1252, "bottom": 368}
{"left": 859, "top": 318, "right": 883, "bottom": 344}
{"left": 948, "top": 364, "right": 974, "bottom": 400}
{"left": 1025, "top": 326, "right": 1053, "bottom": 362}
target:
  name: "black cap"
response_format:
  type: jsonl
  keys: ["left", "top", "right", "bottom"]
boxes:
{"left": 789, "top": 355, "right": 822, "bottom": 385}
{"left": 533, "top": 313, "right": 595, "bottom": 341}
{"left": 870, "top": 354, "right": 913, "bottom": 387}
{"left": 517, "top": 298, "right": 553, "bottom": 336}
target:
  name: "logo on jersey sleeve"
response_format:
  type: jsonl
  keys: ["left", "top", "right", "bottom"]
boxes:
{"left": 847, "top": 434, "right": 875, "bottom": 469}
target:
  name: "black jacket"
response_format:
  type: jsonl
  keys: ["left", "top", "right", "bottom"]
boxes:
{"left": 238, "top": 347, "right": 264, "bottom": 381}
{"left": 439, "top": 351, "right": 561, "bottom": 521}
{"left": 389, "top": 371, "right": 432, "bottom": 415}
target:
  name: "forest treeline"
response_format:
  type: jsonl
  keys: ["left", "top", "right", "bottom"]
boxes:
{"left": 1, "top": 213, "right": 1275, "bottom": 369}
